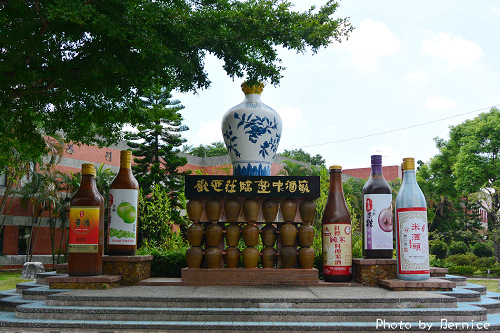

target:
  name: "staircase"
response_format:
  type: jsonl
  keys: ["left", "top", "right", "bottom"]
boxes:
{"left": 0, "top": 272, "right": 499, "bottom": 332}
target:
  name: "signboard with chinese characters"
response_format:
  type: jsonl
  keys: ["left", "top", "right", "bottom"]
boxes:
{"left": 185, "top": 175, "right": 320, "bottom": 199}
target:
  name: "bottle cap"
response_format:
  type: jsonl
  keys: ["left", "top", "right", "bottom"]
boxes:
{"left": 329, "top": 165, "right": 342, "bottom": 170}
{"left": 120, "top": 150, "right": 132, "bottom": 169}
{"left": 371, "top": 155, "right": 382, "bottom": 165}
{"left": 241, "top": 82, "right": 264, "bottom": 95}
{"left": 402, "top": 157, "right": 415, "bottom": 170}
{"left": 82, "top": 163, "right": 95, "bottom": 175}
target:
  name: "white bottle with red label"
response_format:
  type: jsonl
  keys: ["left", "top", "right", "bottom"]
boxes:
{"left": 395, "top": 157, "right": 430, "bottom": 280}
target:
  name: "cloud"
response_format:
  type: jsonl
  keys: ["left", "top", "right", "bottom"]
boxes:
{"left": 277, "top": 105, "right": 303, "bottom": 131}
{"left": 334, "top": 18, "right": 401, "bottom": 70}
{"left": 421, "top": 33, "right": 483, "bottom": 70}
{"left": 406, "top": 71, "right": 428, "bottom": 83}
{"left": 424, "top": 97, "right": 457, "bottom": 110}
{"left": 197, "top": 121, "right": 223, "bottom": 143}
{"left": 493, "top": 6, "right": 500, "bottom": 14}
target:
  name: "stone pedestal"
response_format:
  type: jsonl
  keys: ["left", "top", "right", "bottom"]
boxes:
{"left": 21, "top": 262, "right": 45, "bottom": 279}
{"left": 102, "top": 255, "right": 153, "bottom": 286}
{"left": 353, "top": 258, "right": 397, "bottom": 286}
{"left": 379, "top": 278, "right": 456, "bottom": 291}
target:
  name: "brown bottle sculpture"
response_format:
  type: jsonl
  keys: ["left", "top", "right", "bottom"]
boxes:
{"left": 280, "top": 222, "right": 298, "bottom": 246}
{"left": 205, "top": 247, "right": 222, "bottom": 268}
{"left": 262, "top": 199, "right": 279, "bottom": 222}
{"left": 224, "top": 198, "right": 241, "bottom": 222}
{"left": 205, "top": 199, "right": 222, "bottom": 222}
{"left": 186, "top": 199, "right": 203, "bottom": 222}
{"left": 261, "top": 247, "right": 277, "bottom": 268}
{"left": 298, "top": 247, "right": 315, "bottom": 269}
{"left": 261, "top": 223, "right": 277, "bottom": 247}
{"left": 225, "top": 247, "right": 240, "bottom": 268}
{"left": 242, "top": 223, "right": 259, "bottom": 247}
{"left": 205, "top": 223, "right": 223, "bottom": 247}
{"left": 243, "top": 246, "right": 259, "bottom": 268}
{"left": 187, "top": 223, "right": 204, "bottom": 247}
{"left": 243, "top": 199, "right": 260, "bottom": 222}
{"left": 298, "top": 224, "right": 315, "bottom": 247}
{"left": 299, "top": 200, "right": 316, "bottom": 224}
{"left": 280, "top": 199, "right": 297, "bottom": 222}
{"left": 186, "top": 247, "right": 203, "bottom": 268}
{"left": 225, "top": 224, "right": 240, "bottom": 247}
{"left": 280, "top": 246, "right": 297, "bottom": 268}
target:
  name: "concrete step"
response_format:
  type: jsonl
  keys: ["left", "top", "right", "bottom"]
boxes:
{"left": 0, "top": 295, "right": 37, "bottom": 312}
{"left": 15, "top": 281, "right": 40, "bottom": 293}
{"left": 463, "top": 283, "right": 488, "bottom": 295}
{"left": 465, "top": 296, "right": 500, "bottom": 314}
{"left": 15, "top": 301, "right": 486, "bottom": 323}
{"left": 45, "top": 285, "right": 457, "bottom": 309}
{"left": 21, "top": 286, "right": 70, "bottom": 300}
{"left": 35, "top": 271, "right": 63, "bottom": 286}
{"left": 442, "top": 274, "right": 467, "bottom": 286}
{"left": 433, "top": 288, "right": 482, "bottom": 302}
{"left": 0, "top": 311, "right": 497, "bottom": 332}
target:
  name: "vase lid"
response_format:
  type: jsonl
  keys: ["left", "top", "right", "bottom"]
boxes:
{"left": 241, "top": 82, "right": 264, "bottom": 95}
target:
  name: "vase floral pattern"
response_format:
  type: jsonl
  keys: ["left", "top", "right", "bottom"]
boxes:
{"left": 222, "top": 83, "right": 282, "bottom": 176}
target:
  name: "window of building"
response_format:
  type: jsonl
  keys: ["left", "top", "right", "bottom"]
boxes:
{"left": 18, "top": 227, "right": 31, "bottom": 255}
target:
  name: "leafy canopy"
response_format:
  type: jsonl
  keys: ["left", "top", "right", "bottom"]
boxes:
{"left": 279, "top": 148, "right": 326, "bottom": 167}
{"left": 0, "top": 0, "right": 352, "bottom": 169}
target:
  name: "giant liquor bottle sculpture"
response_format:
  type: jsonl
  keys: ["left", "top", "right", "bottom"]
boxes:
{"left": 222, "top": 82, "right": 282, "bottom": 176}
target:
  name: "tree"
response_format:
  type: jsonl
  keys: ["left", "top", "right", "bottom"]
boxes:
{"left": 423, "top": 108, "right": 500, "bottom": 257}
{"left": 126, "top": 85, "right": 188, "bottom": 225}
{"left": 279, "top": 148, "right": 326, "bottom": 167}
{"left": 0, "top": 1, "right": 353, "bottom": 169}
{"left": 183, "top": 141, "right": 228, "bottom": 158}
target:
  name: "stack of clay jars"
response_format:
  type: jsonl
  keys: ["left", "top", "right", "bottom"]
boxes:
{"left": 185, "top": 197, "right": 317, "bottom": 269}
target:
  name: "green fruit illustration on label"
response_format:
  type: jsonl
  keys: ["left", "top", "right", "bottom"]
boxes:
{"left": 117, "top": 202, "right": 136, "bottom": 224}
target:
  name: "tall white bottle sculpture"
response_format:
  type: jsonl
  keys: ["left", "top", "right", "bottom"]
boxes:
{"left": 221, "top": 82, "right": 282, "bottom": 176}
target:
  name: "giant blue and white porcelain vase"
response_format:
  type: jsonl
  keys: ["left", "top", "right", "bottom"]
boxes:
{"left": 221, "top": 82, "right": 282, "bottom": 176}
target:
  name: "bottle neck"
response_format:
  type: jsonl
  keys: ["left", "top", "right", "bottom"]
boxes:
{"left": 402, "top": 169, "right": 416, "bottom": 184}
{"left": 80, "top": 174, "right": 96, "bottom": 190}
{"left": 244, "top": 94, "right": 262, "bottom": 103}
{"left": 329, "top": 170, "right": 344, "bottom": 193}
{"left": 371, "top": 164, "right": 383, "bottom": 175}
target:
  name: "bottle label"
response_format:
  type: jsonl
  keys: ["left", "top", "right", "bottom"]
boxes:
{"left": 322, "top": 223, "right": 352, "bottom": 275}
{"left": 363, "top": 194, "right": 393, "bottom": 250}
{"left": 108, "top": 189, "right": 138, "bottom": 245}
{"left": 396, "top": 207, "right": 430, "bottom": 275}
{"left": 69, "top": 207, "right": 100, "bottom": 253}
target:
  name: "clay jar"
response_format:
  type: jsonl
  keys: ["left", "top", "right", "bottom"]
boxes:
{"left": 280, "top": 247, "right": 297, "bottom": 268}
{"left": 261, "top": 247, "right": 276, "bottom": 268}
{"left": 225, "top": 224, "right": 240, "bottom": 247}
{"left": 280, "top": 222, "right": 297, "bottom": 246}
{"left": 187, "top": 223, "right": 204, "bottom": 247}
{"left": 186, "top": 199, "right": 203, "bottom": 222}
{"left": 298, "top": 247, "right": 315, "bottom": 269}
{"left": 205, "top": 199, "right": 222, "bottom": 222}
{"left": 243, "top": 246, "right": 259, "bottom": 268}
{"left": 186, "top": 247, "right": 203, "bottom": 268}
{"left": 261, "top": 223, "right": 277, "bottom": 247}
{"left": 280, "top": 199, "right": 297, "bottom": 222}
{"left": 205, "top": 247, "right": 222, "bottom": 268}
{"left": 299, "top": 200, "right": 316, "bottom": 223}
{"left": 262, "top": 199, "right": 278, "bottom": 222}
{"left": 225, "top": 247, "right": 240, "bottom": 268}
{"left": 243, "top": 199, "right": 260, "bottom": 222}
{"left": 243, "top": 223, "right": 259, "bottom": 247}
{"left": 224, "top": 198, "right": 241, "bottom": 222}
{"left": 205, "top": 223, "right": 223, "bottom": 247}
{"left": 298, "top": 224, "right": 314, "bottom": 247}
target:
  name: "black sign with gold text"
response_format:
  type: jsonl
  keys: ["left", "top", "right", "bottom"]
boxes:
{"left": 185, "top": 175, "right": 320, "bottom": 199}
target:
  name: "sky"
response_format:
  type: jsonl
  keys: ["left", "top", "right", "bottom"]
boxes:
{"left": 174, "top": 0, "right": 500, "bottom": 169}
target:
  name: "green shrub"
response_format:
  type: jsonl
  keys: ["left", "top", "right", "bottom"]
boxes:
{"left": 448, "top": 265, "right": 477, "bottom": 276}
{"left": 445, "top": 253, "right": 477, "bottom": 266}
{"left": 137, "top": 240, "right": 188, "bottom": 277}
{"left": 448, "top": 241, "right": 468, "bottom": 255}
{"left": 472, "top": 242, "right": 494, "bottom": 258}
{"left": 430, "top": 240, "right": 448, "bottom": 259}
{"left": 429, "top": 256, "right": 454, "bottom": 269}
{"left": 474, "top": 256, "right": 496, "bottom": 269}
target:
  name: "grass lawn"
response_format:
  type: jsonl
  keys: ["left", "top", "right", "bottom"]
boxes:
{"left": 0, "top": 271, "right": 32, "bottom": 291}
{"left": 469, "top": 279, "right": 500, "bottom": 292}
